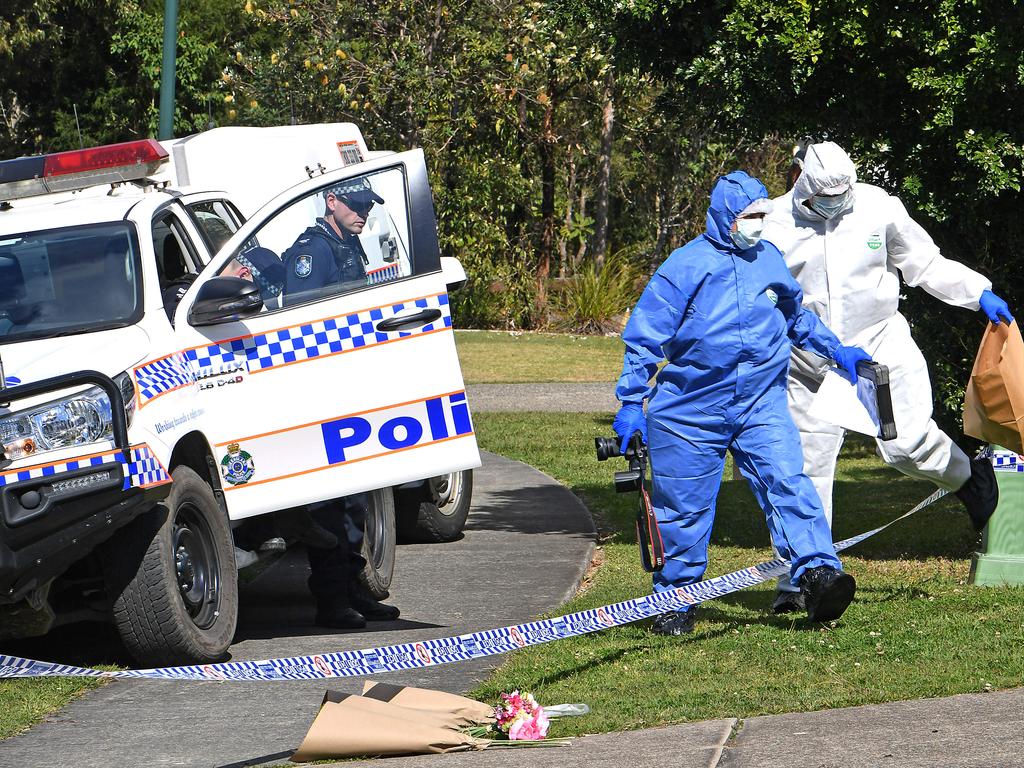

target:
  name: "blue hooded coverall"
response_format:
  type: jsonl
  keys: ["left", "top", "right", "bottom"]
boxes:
{"left": 615, "top": 172, "right": 844, "bottom": 596}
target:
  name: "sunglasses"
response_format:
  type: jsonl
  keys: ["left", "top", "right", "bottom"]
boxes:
{"left": 338, "top": 196, "right": 375, "bottom": 216}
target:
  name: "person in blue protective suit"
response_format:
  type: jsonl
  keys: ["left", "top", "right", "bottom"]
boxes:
{"left": 614, "top": 171, "right": 872, "bottom": 636}
{"left": 281, "top": 177, "right": 384, "bottom": 305}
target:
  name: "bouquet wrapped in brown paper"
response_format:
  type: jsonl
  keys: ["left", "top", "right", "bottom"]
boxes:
{"left": 963, "top": 320, "right": 1024, "bottom": 454}
{"left": 361, "top": 681, "right": 496, "bottom": 728}
{"left": 291, "top": 690, "right": 488, "bottom": 762}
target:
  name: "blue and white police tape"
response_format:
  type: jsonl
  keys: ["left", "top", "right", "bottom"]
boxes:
{"left": 0, "top": 488, "right": 950, "bottom": 682}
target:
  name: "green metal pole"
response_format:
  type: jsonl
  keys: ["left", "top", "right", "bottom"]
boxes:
{"left": 158, "top": 0, "right": 180, "bottom": 140}
{"left": 970, "top": 446, "right": 1024, "bottom": 585}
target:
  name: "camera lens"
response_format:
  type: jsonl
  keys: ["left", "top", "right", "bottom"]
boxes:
{"left": 594, "top": 436, "right": 619, "bottom": 461}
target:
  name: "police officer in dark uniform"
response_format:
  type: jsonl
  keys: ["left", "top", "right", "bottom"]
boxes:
{"left": 281, "top": 177, "right": 384, "bottom": 304}
{"left": 279, "top": 176, "right": 399, "bottom": 629}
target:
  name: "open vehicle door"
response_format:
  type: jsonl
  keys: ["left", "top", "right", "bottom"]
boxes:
{"left": 156, "top": 150, "right": 479, "bottom": 520}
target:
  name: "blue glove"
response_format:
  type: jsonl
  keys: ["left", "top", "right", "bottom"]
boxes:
{"left": 833, "top": 345, "right": 873, "bottom": 384}
{"left": 613, "top": 403, "right": 647, "bottom": 455}
{"left": 980, "top": 290, "right": 1014, "bottom": 325}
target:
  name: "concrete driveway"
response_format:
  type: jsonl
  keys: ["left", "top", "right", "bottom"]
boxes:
{"left": 0, "top": 451, "right": 595, "bottom": 768}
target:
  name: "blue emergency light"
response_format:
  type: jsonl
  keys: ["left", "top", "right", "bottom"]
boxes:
{"left": 0, "top": 139, "right": 169, "bottom": 202}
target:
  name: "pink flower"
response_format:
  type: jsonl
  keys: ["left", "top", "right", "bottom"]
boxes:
{"left": 507, "top": 708, "right": 550, "bottom": 741}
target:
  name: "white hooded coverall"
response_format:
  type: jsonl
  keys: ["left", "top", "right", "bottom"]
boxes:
{"left": 761, "top": 142, "right": 991, "bottom": 528}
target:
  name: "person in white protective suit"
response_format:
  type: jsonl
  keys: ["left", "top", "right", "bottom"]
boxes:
{"left": 761, "top": 141, "right": 1015, "bottom": 613}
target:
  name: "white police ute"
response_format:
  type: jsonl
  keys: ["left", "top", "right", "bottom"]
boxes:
{"left": 0, "top": 126, "right": 480, "bottom": 664}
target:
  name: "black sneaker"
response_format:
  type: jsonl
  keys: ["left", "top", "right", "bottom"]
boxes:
{"left": 315, "top": 604, "right": 367, "bottom": 629}
{"left": 800, "top": 566, "right": 856, "bottom": 623}
{"left": 350, "top": 593, "right": 401, "bottom": 621}
{"left": 651, "top": 608, "right": 698, "bottom": 636}
{"left": 955, "top": 457, "right": 999, "bottom": 532}
{"left": 772, "top": 589, "right": 806, "bottom": 614}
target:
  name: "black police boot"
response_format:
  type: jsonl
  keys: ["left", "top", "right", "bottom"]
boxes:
{"left": 651, "top": 608, "right": 698, "bottom": 636}
{"left": 315, "top": 600, "right": 367, "bottom": 630}
{"left": 954, "top": 457, "right": 999, "bottom": 532}
{"left": 800, "top": 566, "right": 856, "bottom": 623}
{"left": 772, "top": 589, "right": 806, "bottom": 614}
{"left": 350, "top": 587, "right": 401, "bottom": 621}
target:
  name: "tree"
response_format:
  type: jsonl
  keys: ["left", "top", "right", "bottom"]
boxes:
{"left": 574, "top": 0, "right": 1024, "bottom": 431}
{"left": 0, "top": 0, "right": 243, "bottom": 157}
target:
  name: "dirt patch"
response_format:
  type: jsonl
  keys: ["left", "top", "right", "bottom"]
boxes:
{"left": 575, "top": 545, "right": 607, "bottom": 596}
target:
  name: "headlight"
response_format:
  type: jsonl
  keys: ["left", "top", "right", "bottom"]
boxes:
{"left": 0, "top": 372, "right": 136, "bottom": 460}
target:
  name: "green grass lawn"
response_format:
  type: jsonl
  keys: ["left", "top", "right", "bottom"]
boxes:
{"left": 0, "top": 677, "right": 103, "bottom": 740}
{"left": 454, "top": 330, "right": 623, "bottom": 383}
{"left": 471, "top": 412, "right": 1024, "bottom": 735}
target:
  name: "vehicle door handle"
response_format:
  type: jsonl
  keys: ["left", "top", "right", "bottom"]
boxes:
{"left": 376, "top": 308, "right": 442, "bottom": 332}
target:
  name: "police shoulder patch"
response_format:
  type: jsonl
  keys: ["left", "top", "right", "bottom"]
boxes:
{"left": 295, "top": 254, "right": 313, "bottom": 278}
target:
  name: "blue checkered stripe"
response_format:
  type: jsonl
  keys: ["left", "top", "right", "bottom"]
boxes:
{"left": 134, "top": 352, "right": 194, "bottom": 404}
{"left": 0, "top": 487, "right": 952, "bottom": 681}
{"left": 0, "top": 451, "right": 122, "bottom": 490}
{"left": 135, "top": 295, "right": 453, "bottom": 405}
{"left": 124, "top": 445, "right": 170, "bottom": 489}
{"left": 993, "top": 450, "right": 1023, "bottom": 472}
{"left": 0, "top": 445, "right": 169, "bottom": 493}
{"left": 182, "top": 295, "right": 452, "bottom": 373}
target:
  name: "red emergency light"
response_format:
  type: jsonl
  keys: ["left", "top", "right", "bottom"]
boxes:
{"left": 0, "top": 139, "right": 169, "bottom": 202}
{"left": 43, "top": 139, "right": 168, "bottom": 178}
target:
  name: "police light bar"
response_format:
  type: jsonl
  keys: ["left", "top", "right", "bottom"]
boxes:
{"left": 0, "top": 139, "right": 169, "bottom": 202}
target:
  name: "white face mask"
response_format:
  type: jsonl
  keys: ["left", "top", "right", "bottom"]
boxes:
{"left": 730, "top": 217, "right": 764, "bottom": 250}
{"left": 810, "top": 188, "right": 854, "bottom": 220}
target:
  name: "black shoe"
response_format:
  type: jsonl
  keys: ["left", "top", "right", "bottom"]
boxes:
{"left": 274, "top": 510, "right": 339, "bottom": 549}
{"left": 350, "top": 592, "right": 401, "bottom": 621}
{"left": 800, "top": 566, "right": 856, "bottom": 623}
{"left": 315, "top": 604, "right": 367, "bottom": 629}
{"left": 651, "top": 608, "right": 698, "bottom": 636}
{"left": 955, "top": 457, "right": 999, "bottom": 532}
{"left": 772, "top": 589, "right": 806, "bottom": 614}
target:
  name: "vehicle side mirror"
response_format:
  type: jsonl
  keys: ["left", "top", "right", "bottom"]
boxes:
{"left": 440, "top": 256, "right": 467, "bottom": 292}
{"left": 188, "top": 276, "right": 263, "bottom": 326}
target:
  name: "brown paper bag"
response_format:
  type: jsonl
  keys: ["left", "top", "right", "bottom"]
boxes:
{"left": 361, "top": 681, "right": 495, "bottom": 727}
{"left": 963, "top": 320, "right": 1024, "bottom": 454}
{"left": 318, "top": 689, "right": 458, "bottom": 727}
{"left": 291, "top": 692, "right": 488, "bottom": 762}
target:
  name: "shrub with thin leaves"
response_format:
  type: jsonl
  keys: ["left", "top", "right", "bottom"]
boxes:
{"left": 551, "top": 247, "right": 644, "bottom": 334}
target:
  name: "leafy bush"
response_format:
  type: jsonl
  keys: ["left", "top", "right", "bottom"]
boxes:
{"left": 550, "top": 246, "right": 644, "bottom": 334}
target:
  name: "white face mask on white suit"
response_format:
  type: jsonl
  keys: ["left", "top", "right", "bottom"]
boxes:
{"left": 809, "top": 187, "right": 855, "bottom": 220}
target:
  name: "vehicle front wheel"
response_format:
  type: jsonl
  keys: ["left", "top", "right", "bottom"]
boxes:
{"left": 357, "top": 487, "right": 396, "bottom": 599}
{"left": 105, "top": 466, "right": 238, "bottom": 666}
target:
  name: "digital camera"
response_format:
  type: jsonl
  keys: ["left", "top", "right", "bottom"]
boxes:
{"left": 594, "top": 433, "right": 647, "bottom": 493}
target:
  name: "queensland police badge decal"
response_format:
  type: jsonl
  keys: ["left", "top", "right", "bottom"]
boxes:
{"left": 221, "top": 442, "right": 255, "bottom": 485}
{"left": 295, "top": 254, "right": 312, "bottom": 278}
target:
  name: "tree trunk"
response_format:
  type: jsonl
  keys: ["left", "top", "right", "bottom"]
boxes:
{"left": 559, "top": 152, "right": 576, "bottom": 278}
{"left": 592, "top": 67, "right": 615, "bottom": 269}
{"left": 537, "top": 82, "right": 556, "bottom": 318}
{"left": 574, "top": 188, "right": 589, "bottom": 270}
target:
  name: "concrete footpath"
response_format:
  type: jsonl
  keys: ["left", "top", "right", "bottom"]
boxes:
{"left": 466, "top": 382, "right": 617, "bottom": 413}
{"left": 0, "top": 452, "right": 596, "bottom": 768}
{"left": 340, "top": 687, "right": 1024, "bottom": 768}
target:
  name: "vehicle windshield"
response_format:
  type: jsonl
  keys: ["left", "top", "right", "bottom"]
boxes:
{"left": 0, "top": 222, "right": 142, "bottom": 342}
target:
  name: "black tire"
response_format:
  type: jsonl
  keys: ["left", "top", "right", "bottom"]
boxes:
{"left": 357, "top": 487, "right": 396, "bottom": 599}
{"left": 396, "top": 470, "right": 473, "bottom": 544}
{"left": 105, "top": 466, "right": 238, "bottom": 666}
